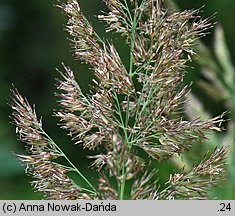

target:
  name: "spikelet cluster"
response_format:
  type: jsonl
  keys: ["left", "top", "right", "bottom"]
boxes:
{"left": 10, "top": 0, "right": 227, "bottom": 200}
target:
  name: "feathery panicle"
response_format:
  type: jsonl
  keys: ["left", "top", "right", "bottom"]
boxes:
{"left": 56, "top": 64, "right": 94, "bottom": 146}
{"left": 11, "top": 89, "right": 97, "bottom": 199}
{"left": 155, "top": 147, "right": 228, "bottom": 200}
{"left": 97, "top": 174, "right": 118, "bottom": 199}
{"left": 131, "top": 169, "right": 158, "bottom": 200}
{"left": 98, "top": 0, "right": 135, "bottom": 34}
{"left": 10, "top": 0, "right": 228, "bottom": 200}
{"left": 11, "top": 89, "right": 79, "bottom": 199}
{"left": 60, "top": 0, "right": 101, "bottom": 64}
{"left": 60, "top": 0, "right": 134, "bottom": 95}
{"left": 17, "top": 154, "right": 84, "bottom": 200}
{"left": 11, "top": 89, "right": 50, "bottom": 148}
{"left": 135, "top": 112, "right": 226, "bottom": 161}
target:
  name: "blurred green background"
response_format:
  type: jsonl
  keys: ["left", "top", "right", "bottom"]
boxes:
{"left": 0, "top": 0, "right": 234, "bottom": 199}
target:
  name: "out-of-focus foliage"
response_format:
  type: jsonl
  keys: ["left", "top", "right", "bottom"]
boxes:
{"left": 0, "top": 0, "right": 235, "bottom": 199}
{"left": 184, "top": 23, "right": 235, "bottom": 200}
{"left": 168, "top": 0, "right": 235, "bottom": 199}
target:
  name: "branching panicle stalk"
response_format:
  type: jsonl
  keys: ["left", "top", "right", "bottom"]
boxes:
{"left": 10, "top": 0, "right": 228, "bottom": 200}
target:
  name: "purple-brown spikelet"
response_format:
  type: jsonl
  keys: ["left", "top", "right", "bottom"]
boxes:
{"left": 10, "top": 0, "right": 228, "bottom": 199}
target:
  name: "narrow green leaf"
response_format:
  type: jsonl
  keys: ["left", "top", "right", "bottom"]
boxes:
{"left": 214, "top": 25, "right": 234, "bottom": 90}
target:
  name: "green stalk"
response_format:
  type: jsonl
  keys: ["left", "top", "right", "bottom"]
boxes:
{"left": 41, "top": 128, "right": 97, "bottom": 194}
{"left": 118, "top": 0, "right": 137, "bottom": 200}
{"left": 120, "top": 169, "right": 126, "bottom": 200}
{"left": 118, "top": 1, "right": 147, "bottom": 199}
{"left": 113, "top": 92, "right": 128, "bottom": 200}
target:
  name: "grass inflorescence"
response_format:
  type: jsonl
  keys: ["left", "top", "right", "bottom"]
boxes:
{"left": 10, "top": 0, "right": 228, "bottom": 200}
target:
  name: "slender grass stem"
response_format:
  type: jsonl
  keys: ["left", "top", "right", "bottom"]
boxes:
{"left": 12, "top": 0, "right": 228, "bottom": 200}
{"left": 120, "top": 170, "right": 126, "bottom": 200}
{"left": 40, "top": 128, "right": 97, "bottom": 194}
{"left": 117, "top": 0, "right": 148, "bottom": 199}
